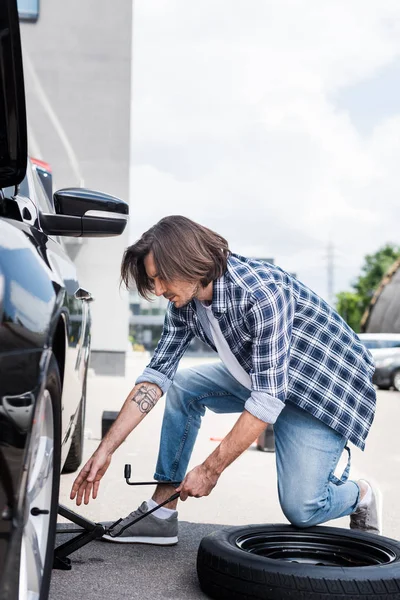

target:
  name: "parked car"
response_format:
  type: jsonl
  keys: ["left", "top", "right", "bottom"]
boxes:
{"left": 0, "top": 3, "right": 129, "bottom": 599}
{"left": 358, "top": 333, "right": 400, "bottom": 353}
{"left": 372, "top": 348, "right": 400, "bottom": 391}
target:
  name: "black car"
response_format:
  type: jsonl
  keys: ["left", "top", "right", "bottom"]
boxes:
{"left": 0, "top": 3, "right": 129, "bottom": 599}
{"left": 372, "top": 349, "right": 400, "bottom": 392}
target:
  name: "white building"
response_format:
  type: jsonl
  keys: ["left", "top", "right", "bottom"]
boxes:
{"left": 21, "top": 0, "right": 133, "bottom": 375}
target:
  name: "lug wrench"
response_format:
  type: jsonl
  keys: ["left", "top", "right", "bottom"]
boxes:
{"left": 106, "top": 464, "right": 181, "bottom": 537}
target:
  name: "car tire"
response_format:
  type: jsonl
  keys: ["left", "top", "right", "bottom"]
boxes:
{"left": 256, "top": 424, "right": 275, "bottom": 452}
{"left": 62, "top": 373, "right": 87, "bottom": 474}
{"left": 197, "top": 524, "right": 400, "bottom": 600}
{"left": 392, "top": 370, "right": 400, "bottom": 392}
{"left": 19, "top": 354, "right": 61, "bottom": 600}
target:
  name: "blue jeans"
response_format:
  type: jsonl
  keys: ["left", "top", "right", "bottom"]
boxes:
{"left": 155, "top": 361, "right": 360, "bottom": 527}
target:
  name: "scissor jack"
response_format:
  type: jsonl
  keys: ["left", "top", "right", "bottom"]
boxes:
{"left": 53, "top": 464, "right": 181, "bottom": 570}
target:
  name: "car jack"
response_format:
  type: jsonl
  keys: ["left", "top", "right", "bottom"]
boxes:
{"left": 53, "top": 464, "right": 181, "bottom": 570}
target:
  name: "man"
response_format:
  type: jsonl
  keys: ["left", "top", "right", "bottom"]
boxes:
{"left": 71, "top": 215, "right": 380, "bottom": 545}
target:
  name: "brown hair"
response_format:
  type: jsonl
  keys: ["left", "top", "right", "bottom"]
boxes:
{"left": 121, "top": 215, "right": 230, "bottom": 299}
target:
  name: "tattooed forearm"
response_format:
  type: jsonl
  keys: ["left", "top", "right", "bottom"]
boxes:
{"left": 131, "top": 385, "right": 160, "bottom": 414}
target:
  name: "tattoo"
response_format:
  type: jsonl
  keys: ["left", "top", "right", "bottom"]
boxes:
{"left": 131, "top": 385, "right": 159, "bottom": 414}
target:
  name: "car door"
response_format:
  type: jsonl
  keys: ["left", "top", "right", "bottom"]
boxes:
{"left": 27, "top": 162, "right": 92, "bottom": 466}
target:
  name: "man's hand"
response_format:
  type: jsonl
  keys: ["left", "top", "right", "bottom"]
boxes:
{"left": 68, "top": 381, "right": 162, "bottom": 506}
{"left": 70, "top": 449, "right": 112, "bottom": 506}
{"left": 176, "top": 464, "right": 219, "bottom": 501}
{"left": 176, "top": 411, "right": 268, "bottom": 503}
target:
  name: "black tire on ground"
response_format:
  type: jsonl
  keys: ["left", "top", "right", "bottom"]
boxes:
{"left": 197, "top": 524, "right": 400, "bottom": 600}
{"left": 377, "top": 384, "right": 391, "bottom": 390}
{"left": 62, "top": 376, "right": 86, "bottom": 473}
{"left": 256, "top": 424, "right": 275, "bottom": 452}
{"left": 392, "top": 369, "right": 400, "bottom": 392}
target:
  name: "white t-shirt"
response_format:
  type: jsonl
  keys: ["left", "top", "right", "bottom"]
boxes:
{"left": 203, "top": 303, "right": 251, "bottom": 390}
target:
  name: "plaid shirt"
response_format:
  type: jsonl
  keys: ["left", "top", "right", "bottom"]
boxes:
{"left": 136, "top": 254, "right": 376, "bottom": 449}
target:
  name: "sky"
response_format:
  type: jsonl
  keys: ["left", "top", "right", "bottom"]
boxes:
{"left": 129, "top": 0, "right": 400, "bottom": 302}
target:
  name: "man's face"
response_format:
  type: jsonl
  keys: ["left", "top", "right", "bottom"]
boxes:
{"left": 143, "top": 252, "right": 201, "bottom": 308}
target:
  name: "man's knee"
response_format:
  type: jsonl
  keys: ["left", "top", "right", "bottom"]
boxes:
{"left": 281, "top": 503, "right": 310, "bottom": 528}
{"left": 280, "top": 494, "right": 324, "bottom": 528}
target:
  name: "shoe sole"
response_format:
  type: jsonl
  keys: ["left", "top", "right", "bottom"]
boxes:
{"left": 375, "top": 489, "right": 383, "bottom": 535}
{"left": 368, "top": 480, "right": 383, "bottom": 535}
{"left": 102, "top": 534, "right": 178, "bottom": 545}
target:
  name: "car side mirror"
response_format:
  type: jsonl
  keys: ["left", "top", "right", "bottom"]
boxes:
{"left": 39, "top": 188, "right": 129, "bottom": 237}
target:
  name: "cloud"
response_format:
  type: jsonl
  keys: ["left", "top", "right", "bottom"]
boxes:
{"left": 130, "top": 0, "right": 400, "bottom": 300}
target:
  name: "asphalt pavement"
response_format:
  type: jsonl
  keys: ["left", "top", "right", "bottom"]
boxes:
{"left": 49, "top": 353, "right": 400, "bottom": 599}
{"left": 52, "top": 522, "right": 219, "bottom": 600}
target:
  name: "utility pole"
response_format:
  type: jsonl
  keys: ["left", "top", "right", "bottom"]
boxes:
{"left": 327, "top": 240, "right": 335, "bottom": 307}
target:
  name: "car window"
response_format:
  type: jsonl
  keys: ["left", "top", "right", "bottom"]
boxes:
{"left": 3, "top": 175, "right": 30, "bottom": 199}
{"left": 17, "top": 0, "right": 39, "bottom": 21}
{"left": 361, "top": 340, "right": 381, "bottom": 349}
{"left": 31, "top": 168, "right": 54, "bottom": 213}
{"left": 383, "top": 341, "right": 400, "bottom": 349}
{"left": 360, "top": 339, "right": 400, "bottom": 349}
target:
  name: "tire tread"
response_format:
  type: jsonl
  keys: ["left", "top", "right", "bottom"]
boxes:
{"left": 197, "top": 536, "right": 400, "bottom": 600}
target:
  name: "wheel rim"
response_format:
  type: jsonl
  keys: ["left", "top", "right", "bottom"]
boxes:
{"left": 19, "top": 389, "right": 54, "bottom": 600}
{"left": 393, "top": 372, "right": 400, "bottom": 391}
{"left": 235, "top": 531, "right": 396, "bottom": 567}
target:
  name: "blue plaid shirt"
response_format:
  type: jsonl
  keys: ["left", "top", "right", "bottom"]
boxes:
{"left": 136, "top": 254, "right": 376, "bottom": 450}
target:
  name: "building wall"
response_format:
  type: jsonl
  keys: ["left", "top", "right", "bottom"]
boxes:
{"left": 20, "top": 0, "right": 132, "bottom": 375}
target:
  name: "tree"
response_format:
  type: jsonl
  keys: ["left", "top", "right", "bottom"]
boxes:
{"left": 336, "top": 291, "right": 364, "bottom": 333}
{"left": 336, "top": 243, "right": 400, "bottom": 331}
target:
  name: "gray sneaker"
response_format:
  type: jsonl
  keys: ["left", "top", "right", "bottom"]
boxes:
{"left": 102, "top": 501, "right": 178, "bottom": 545}
{"left": 350, "top": 480, "right": 383, "bottom": 535}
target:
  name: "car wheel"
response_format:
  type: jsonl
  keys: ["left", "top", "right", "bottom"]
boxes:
{"left": 393, "top": 370, "right": 400, "bottom": 392}
{"left": 62, "top": 371, "right": 87, "bottom": 474}
{"left": 256, "top": 424, "right": 275, "bottom": 452}
{"left": 377, "top": 384, "right": 390, "bottom": 390}
{"left": 197, "top": 524, "right": 400, "bottom": 600}
{"left": 19, "top": 354, "right": 61, "bottom": 600}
